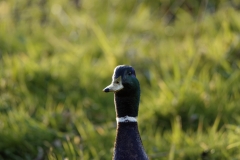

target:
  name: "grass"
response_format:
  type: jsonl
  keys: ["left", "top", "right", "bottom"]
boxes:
{"left": 0, "top": 0, "right": 240, "bottom": 159}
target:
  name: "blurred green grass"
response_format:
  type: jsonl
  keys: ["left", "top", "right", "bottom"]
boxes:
{"left": 0, "top": 0, "right": 240, "bottom": 159}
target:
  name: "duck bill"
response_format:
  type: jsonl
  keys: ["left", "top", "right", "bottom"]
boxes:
{"left": 103, "top": 76, "right": 124, "bottom": 92}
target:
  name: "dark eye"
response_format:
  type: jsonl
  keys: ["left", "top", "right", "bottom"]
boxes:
{"left": 128, "top": 72, "right": 132, "bottom": 75}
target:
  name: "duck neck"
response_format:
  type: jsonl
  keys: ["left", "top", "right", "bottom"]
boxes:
{"left": 114, "top": 89, "right": 140, "bottom": 118}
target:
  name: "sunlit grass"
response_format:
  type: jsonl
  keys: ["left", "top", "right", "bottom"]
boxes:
{"left": 0, "top": 0, "right": 240, "bottom": 159}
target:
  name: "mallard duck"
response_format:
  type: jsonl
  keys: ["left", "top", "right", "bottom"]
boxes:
{"left": 103, "top": 65, "right": 148, "bottom": 160}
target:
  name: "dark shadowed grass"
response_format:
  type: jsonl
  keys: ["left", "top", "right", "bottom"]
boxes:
{"left": 0, "top": 0, "right": 240, "bottom": 159}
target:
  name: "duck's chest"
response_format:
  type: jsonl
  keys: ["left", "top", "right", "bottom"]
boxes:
{"left": 113, "top": 122, "right": 148, "bottom": 160}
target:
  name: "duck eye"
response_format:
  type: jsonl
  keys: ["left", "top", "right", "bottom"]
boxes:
{"left": 128, "top": 72, "right": 132, "bottom": 75}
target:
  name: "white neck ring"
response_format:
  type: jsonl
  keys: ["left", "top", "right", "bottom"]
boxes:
{"left": 116, "top": 116, "right": 137, "bottom": 123}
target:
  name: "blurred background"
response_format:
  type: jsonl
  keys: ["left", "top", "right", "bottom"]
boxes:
{"left": 0, "top": 0, "right": 240, "bottom": 159}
